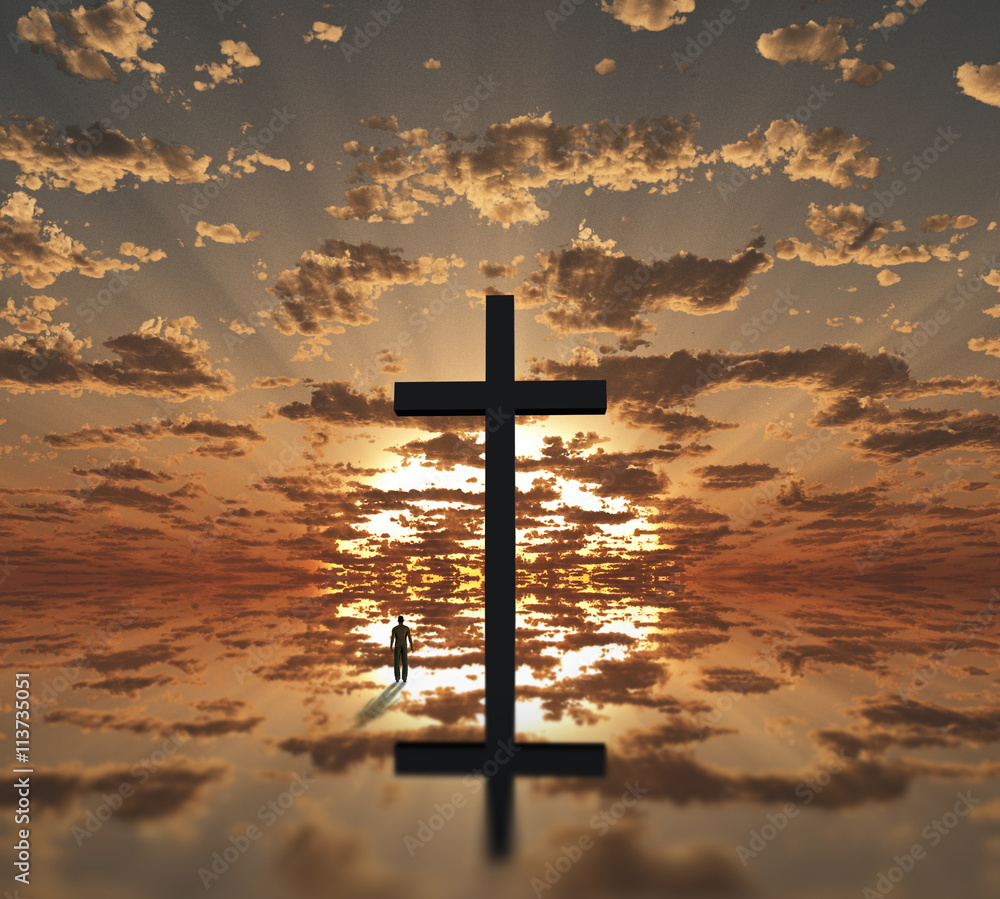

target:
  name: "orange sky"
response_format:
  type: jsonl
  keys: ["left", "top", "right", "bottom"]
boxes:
{"left": 2, "top": 1, "right": 1000, "bottom": 896}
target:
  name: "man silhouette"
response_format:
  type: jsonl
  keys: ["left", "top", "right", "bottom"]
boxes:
{"left": 391, "top": 615, "right": 413, "bottom": 683}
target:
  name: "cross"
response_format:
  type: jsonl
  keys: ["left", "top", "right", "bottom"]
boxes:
{"left": 393, "top": 294, "right": 607, "bottom": 858}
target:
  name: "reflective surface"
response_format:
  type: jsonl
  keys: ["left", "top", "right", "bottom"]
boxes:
{"left": 4, "top": 574, "right": 998, "bottom": 898}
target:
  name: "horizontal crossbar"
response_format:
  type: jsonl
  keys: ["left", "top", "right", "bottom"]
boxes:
{"left": 395, "top": 741, "right": 606, "bottom": 777}
{"left": 394, "top": 380, "right": 606, "bottom": 416}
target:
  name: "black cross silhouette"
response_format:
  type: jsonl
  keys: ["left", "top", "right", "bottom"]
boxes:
{"left": 393, "top": 294, "right": 607, "bottom": 858}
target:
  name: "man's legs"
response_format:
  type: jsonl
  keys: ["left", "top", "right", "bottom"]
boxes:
{"left": 401, "top": 647, "right": 408, "bottom": 682}
{"left": 394, "top": 646, "right": 401, "bottom": 682}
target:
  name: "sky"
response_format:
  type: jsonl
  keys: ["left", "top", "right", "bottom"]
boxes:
{"left": 1, "top": 0, "right": 1000, "bottom": 897}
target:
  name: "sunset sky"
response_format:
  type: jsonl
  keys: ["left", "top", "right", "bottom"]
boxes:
{"left": 2, "top": 0, "right": 999, "bottom": 897}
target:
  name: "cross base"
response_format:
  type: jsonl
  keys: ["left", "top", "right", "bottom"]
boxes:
{"left": 396, "top": 741, "right": 606, "bottom": 858}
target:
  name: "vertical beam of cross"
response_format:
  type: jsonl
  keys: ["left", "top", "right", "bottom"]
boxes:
{"left": 393, "top": 295, "right": 607, "bottom": 858}
{"left": 485, "top": 295, "right": 515, "bottom": 755}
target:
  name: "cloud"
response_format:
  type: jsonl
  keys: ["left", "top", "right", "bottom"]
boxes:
{"left": 528, "top": 344, "right": 1000, "bottom": 438}
{"left": 193, "top": 39, "right": 260, "bottom": 91}
{"left": 119, "top": 241, "right": 166, "bottom": 263}
{"left": 388, "top": 431, "right": 484, "bottom": 470}
{"left": 0, "top": 294, "right": 64, "bottom": 333}
{"left": 328, "top": 112, "right": 710, "bottom": 227}
{"left": 0, "top": 116, "right": 212, "bottom": 194}
{"left": 276, "top": 381, "right": 409, "bottom": 429}
{"left": 361, "top": 115, "right": 399, "bottom": 131}
{"left": 194, "top": 220, "right": 260, "bottom": 246}
{"left": 813, "top": 399, "right": 1000, "bottom": 463}
{"left": 44, "top": 414, "right": 265, "bottom": 457}
{"left": 524, "top": 820, "right": 753, "bottom": 897}
{"left": 64, "top": 481, "right": 188, "bottom": 513}
{"left": 3, "top": 317, "right": 235, "bottom": 402}
{"left": 253, "top": 376, "right": 301, "bottom": 389}
{"left": 692, "top": 666, "right": 788, "bottom": 693}
{"left": 224, "top": 148, "right": 291, "bottom": 176}
{"left": 374, "top": 349, "right": 405, "bottom": 374}
{"left": 79, "top": 673, "right": 176, "bottom": 697}
{"left": 877, "top": 268, "right": 900, "bottom": 286}
{"left": 0, "top": 758, "right": 231, "bottom": 820}
{"left": 522, "top": 229, "right": 773, "bottom": 349}
{"left": 870, "top": 1, "right": 929, "bottom": 33}
{"left": 956, "top": 60, "right": 1000, "bottom": 108}
{"left": 303, "top": 22, "right": 344, "bottom": 43}
{"left": 846, "top": 693, "right": 1000, "bottom": 750}
{"left": 478, "top": 255, "right": 524, "bottom": 278}
{"left": 585, "top": 734, "right": 1000, "bottom": 808}
{"left": 756, "top": 17, "right": 852, "bottom": 67}
{"left": 757, "top": 16, "right": 892, "bottom": 87}
{"left": 775, "top": 203, "right": 968, "bottom": 269}
{"left": 922, "top": 213, "right": 978, "bottom": 232}
{"left": 0, "top": 191, "right": 144, "bottom": 287}
{"left": 838, "top": 57, "right": 894, "bottom": 87}
{"left": 692, "top": 462, "right": 782, "bottom": 490}
{"left": 15, "top": 0, "right": 165, "bottom": 86}
{"left": 274, "top": 821, "right": 413, "bottom": 899}
{"left": 422, "top": 57, "right": 441, "bottom": 70}
{"left": 229, "top": 320, "right": 255, "bottom": 336}
{"left": 594, "top": 57, "right": 616, "bottom": 75}
{"left": 45, "top": 706, "right": 265, "bottom": 739}
{"left": 71, "top": 456, "right": 173, "bottom": 483}
{"left": 277, "top": 726, "right": 480, "bottom": 773}
{"left": 261, "top": 238, "right": 464, "bottom": 346}
{"left": 719, "top": 120, "right": 881, "bottom": 188}
{"left": 599, "top": 0, "right": 695, "bottom": 32}
{"left": 967, "top": 336, "right": 1000, "bottom": 358}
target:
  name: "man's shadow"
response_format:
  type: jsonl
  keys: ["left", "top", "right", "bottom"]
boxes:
{"left": 353, "top": 681, "right": 405, "bottom": 729}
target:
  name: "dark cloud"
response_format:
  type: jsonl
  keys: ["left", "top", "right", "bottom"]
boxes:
{"left": 0, "top": 758, "right": 230, "bottom": 820}
{"left": 692, "top": 462, "right": 782, "bottom": 491}
{"left": 45, "top": 706, "right": 265, "bottom": 739}
{"left": 15, "top": 0, "right": 165, "bottom": 86}
{"left": 3, "top": 317, "right": 233, "bottom": 401}
{"left": 0, "top": 190, "right": 145, "bottom": 287}
{"left": 44, "top": 414, "right": 265, "bottom": 457}
{"left": 71, "top": 456, "right": 173, "bottom": 483}
{"left": 528, "top": 344, "right": 1000, "bottom": 419}
{"left": 692, "top": 666, "right": 788, "bottom": 694}
{"left": 522, "top": 239, "right": 773, "bottom": 349}
{"left": 261, "top": 238, "right": 463, "bottom": 350}
{"left": 524, "top": 818, "right": 752, "bottom": 897}
{"left": 274, "top": 822, "right": 414, "bottom": 899}
{"left": 276, "top": 379, "right": 474, "bottom": 434}
{"left": 0, "top": 118, "right": 209, "bottom": 194}
{"left": 78, "top": 672, "right": 177, "bottom": 697}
